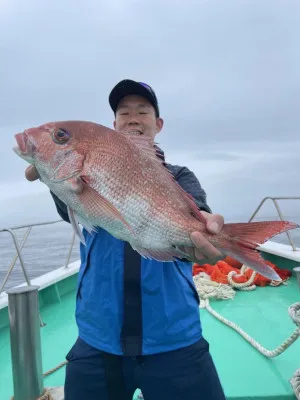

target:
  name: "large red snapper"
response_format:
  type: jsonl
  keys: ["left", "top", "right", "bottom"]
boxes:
{"left": 13, "top": 120, "right": 298, "bottom": 281}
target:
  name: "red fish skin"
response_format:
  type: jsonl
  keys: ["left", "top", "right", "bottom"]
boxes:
{"left": 13, "top": 120, "right": 299, "bottom": 281}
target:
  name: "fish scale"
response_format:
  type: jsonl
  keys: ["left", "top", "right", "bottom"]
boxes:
{"left": 13, "top": 120, "right": 299, "bottom": 281}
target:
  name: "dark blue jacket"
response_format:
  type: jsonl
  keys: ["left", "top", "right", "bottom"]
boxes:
{"left": 51, "top": 155, "right": 211, "bottom": 356}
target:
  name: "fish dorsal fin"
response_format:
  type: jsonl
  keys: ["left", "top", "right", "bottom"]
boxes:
{"left": 120, "top": 132, "right": 164, "bottom": 164}
{"left": 120, "top": 132, "right": 207, "bottom": 223}
{"left": 124, "top": 133, "right": 180, "bottom": 184}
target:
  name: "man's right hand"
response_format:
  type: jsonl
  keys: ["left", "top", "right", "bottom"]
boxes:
{"left": 25, "top": 165, "right": 40, "bottom": 181}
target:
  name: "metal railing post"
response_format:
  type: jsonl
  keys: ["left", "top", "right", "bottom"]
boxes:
{"left": 65, "top": 231, "right": 76, "bottom": 268}
{"left": 294, "top": 267, "right": 300, "bottom": 291}
{"left": 7, "top": 285, "right": 44, "bottom": 400}
{"left": 0, "top": 227, "right": 32, "bottom": 294}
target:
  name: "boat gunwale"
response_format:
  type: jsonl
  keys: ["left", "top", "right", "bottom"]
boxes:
{"left": 0, "top": 260, "right": 80, "bottom": 310}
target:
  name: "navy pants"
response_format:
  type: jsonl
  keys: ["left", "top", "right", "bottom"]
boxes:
{"left": 64, "top": 336, "right": 226, "bottom": 400}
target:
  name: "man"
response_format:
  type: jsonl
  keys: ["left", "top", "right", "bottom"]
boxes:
{"left": 26, "top": 79, "right": 226, "bottom": 400}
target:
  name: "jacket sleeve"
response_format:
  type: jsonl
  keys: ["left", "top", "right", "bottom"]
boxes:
{"left": 50, "top": 191, "right": 70, "bottom": 223}
{"left": 173, "top": 166, "right": 212, "bottom": 213}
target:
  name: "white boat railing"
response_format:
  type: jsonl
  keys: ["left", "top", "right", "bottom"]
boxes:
{"left": 0, "top": 219, "right": 75, "bottom": 297}
{"left": 248, "top": 196, "right": 300, "bottom": 251}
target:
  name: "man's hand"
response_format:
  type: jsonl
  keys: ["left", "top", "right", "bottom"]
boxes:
{"left": 25, "top": 165, "right": 40, "bottom": 181}
{"left": 182, "top": 211, "right": 225, "bottom": 264}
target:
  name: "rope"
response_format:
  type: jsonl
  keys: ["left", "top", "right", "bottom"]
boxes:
{"left": 290, "top": 368, "right": 300, "bottom": 400}
{"left": 43, "top": 360, "right": 68, "bottom": 377}
{"left": 201, "top": 298, "right": 300, "bottom": 358}
{"left": 193, "top": 267, "right": 300, "bottom": 358}
{"left": 289, "top": 303, "right": 300, "bottom": 325}
{"left": 193, "top": 274, "right": 236, "bottom": 306}
{"left": 227, "top": 265, "right": 257, "bottom": 291}
{"left": 10, "top": 362, "right": 69, "bottom": 400}
{"left": 11, "top": 388, "right": 54, "bottom": 400}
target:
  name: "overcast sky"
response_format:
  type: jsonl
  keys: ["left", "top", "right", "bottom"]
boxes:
{"left": 1, "top": 0, "right": 300, "bottom": 232}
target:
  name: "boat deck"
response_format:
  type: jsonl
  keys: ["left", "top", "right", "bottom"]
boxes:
{"left": 203, "top": 278, "right": 300, "bottom": 399}
{"left": 0, "top": 269, "right": 299, "bottom": 399}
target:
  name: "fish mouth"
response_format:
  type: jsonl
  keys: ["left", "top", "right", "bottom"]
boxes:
{"left": 14, "top": 132, "right": 28, "bottom": 153}
{"left": 13, "top": 132, "right": 36, "bottom": 157}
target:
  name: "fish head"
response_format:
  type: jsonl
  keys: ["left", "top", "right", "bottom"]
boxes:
{"left": 13, "top": 121, "right": 88, "bottom": 181}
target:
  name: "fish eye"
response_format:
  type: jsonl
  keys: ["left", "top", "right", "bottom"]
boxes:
{"left": 52, "top": 128, "right": 71, "bottom": 144}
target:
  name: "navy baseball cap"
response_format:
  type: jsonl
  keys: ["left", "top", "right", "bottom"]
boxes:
{"left": 109, "top": 79, "right": 160, "bottom": 117}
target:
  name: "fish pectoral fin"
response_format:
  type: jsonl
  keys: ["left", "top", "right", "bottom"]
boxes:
{"left": 50, "top": 153, "right": 85, "bottom": 183}
{"left": 67, "top": 206, "right": 86, "bottom": 245}
{"left": 78, "top": 179, "right": 134, "bottom": 234}
{"left": 67, "top": 177, "right": 84, "bottom": 194}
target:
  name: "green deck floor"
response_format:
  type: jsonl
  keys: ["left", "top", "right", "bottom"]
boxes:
{"left": 0, "top": 275, "right": 299, "bottom": 399}
{"left": 203, "top": 278, "right": 300, "bottom": 399}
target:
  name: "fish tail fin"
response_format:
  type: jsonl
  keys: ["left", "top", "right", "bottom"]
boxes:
{"left": 220, "top": 220, "right": 299, "bottom": 281}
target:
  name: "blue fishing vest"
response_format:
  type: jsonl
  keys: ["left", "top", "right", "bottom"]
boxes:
{"left": 75, "top": 228, "right": 203, "bottom": 355}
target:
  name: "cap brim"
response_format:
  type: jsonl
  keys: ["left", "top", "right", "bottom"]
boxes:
{"left": 109, "top": 79, "right": 158, "bottom": 115}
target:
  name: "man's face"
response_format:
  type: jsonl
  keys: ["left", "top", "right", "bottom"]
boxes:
{"left": 113, "top": 95, "right": 163, "bottom": 141}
